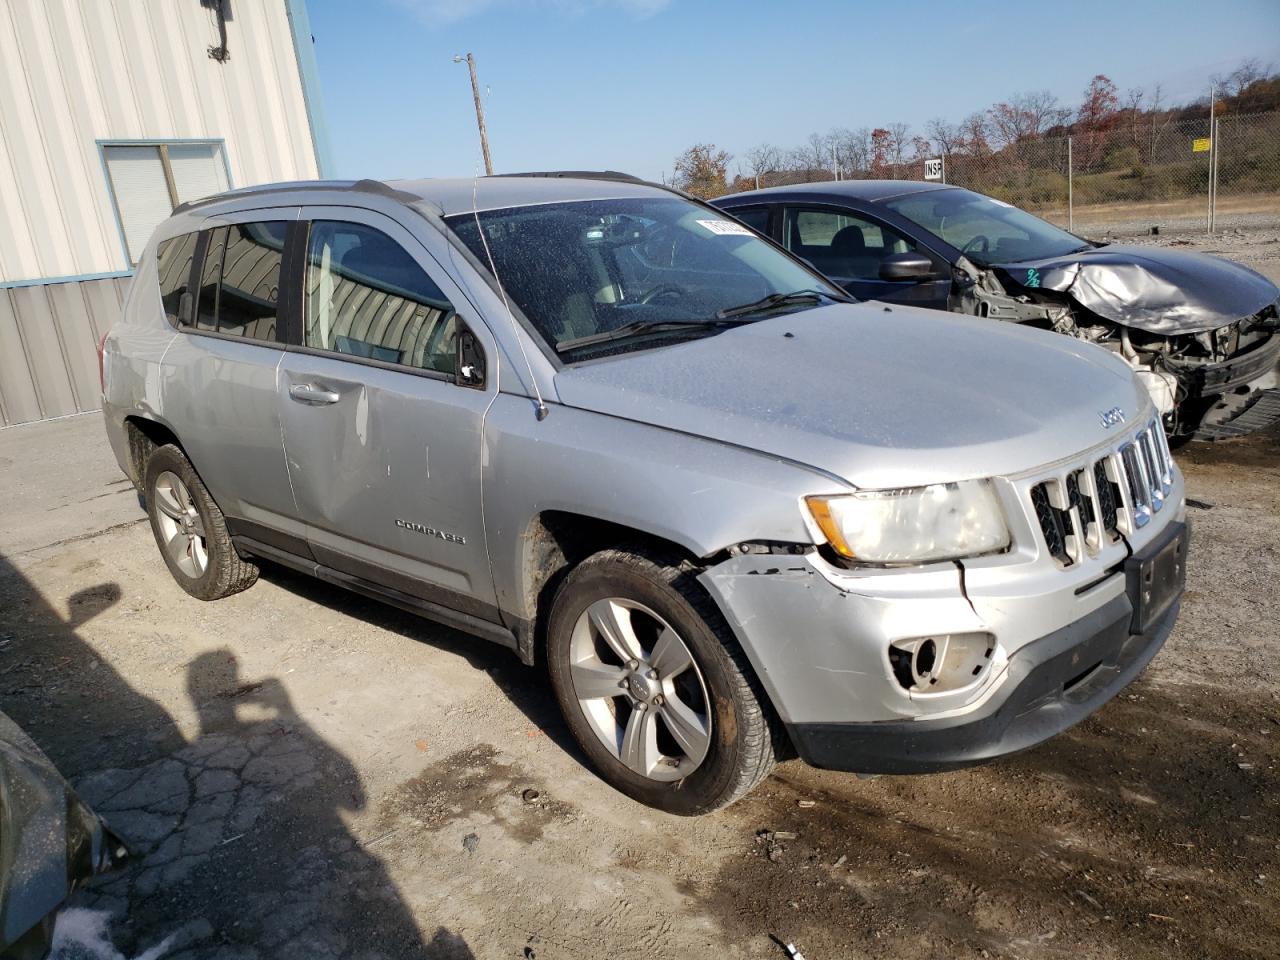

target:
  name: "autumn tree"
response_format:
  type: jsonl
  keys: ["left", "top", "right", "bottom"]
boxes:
{"left": 869, "top": 127, "right": 893, "bottom": 174}
{"left": 1074, "top": 74, "right": 1120, "bottom": 166}
{"left": 672, "top": 144, "right": 731, "bottom": 198}
{"left": 1076, "top": 74, "right": 1120, "bottom": 132}
{"left": 960, "top": 112, "right": 991, "bottom": 154}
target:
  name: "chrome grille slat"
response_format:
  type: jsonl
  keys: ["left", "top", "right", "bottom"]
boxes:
{"left": 1028, "top": 420, "right": 1173, "bottom": 564}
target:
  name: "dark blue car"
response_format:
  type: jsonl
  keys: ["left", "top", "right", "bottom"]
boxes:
{"left": 712, "top": 181, "right": 1280, "bottom": 440}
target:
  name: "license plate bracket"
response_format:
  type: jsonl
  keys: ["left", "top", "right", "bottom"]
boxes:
{"left": 1125, "top": 520, "right": 1188, "bottom": 635}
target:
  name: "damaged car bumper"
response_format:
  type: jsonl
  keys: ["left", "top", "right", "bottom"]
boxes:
{"left": 787, "top": 590, "right": 1178, "bottom": 774}
{"left": 699, "top": 431, "right": 1187, "bottom": 775}
{"left": 1179, "top": 333, "right": 1280, "bottom": 440}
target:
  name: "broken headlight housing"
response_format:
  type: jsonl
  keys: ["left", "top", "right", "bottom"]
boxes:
{"left": 806, "top": 480, "right": 1010, "bottom": 565}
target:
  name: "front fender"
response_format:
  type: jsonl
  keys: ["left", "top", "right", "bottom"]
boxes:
{"left": 481, "top": 396, "right": 847, "bottom": 621}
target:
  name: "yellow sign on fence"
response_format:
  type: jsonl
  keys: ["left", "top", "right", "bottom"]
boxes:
{"left": 1193, "top": 137, "right": 1212, "bottom": 153}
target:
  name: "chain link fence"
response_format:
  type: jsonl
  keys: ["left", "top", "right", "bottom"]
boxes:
{"left": 754, "top": 112, "right": 1280, "bottom": 238}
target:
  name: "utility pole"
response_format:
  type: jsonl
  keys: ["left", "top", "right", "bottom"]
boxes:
{"left": 453, "top": 53, "right": 492, "bottom": 175}
{"left": 1206, "top": 81, "right": 1215, "bottom": 233}
{"left": 1067, "top": 136, "right": 1073, "bottom": 232}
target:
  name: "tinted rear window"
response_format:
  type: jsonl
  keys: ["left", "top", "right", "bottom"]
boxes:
{"left": 156, "top": 232, "right": 198, "bottom": 326}
{"left": 193, "top": 222, "right": 288, "bottom": 342}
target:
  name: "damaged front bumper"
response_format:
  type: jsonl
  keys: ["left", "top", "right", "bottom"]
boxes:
{"left": 788, "top": 593, "right": 1177, "bottom": 774}
{"left": 1180, "top": 334, "right": 1280, "bottom": 440}
{"left": 698, "top": 488, "right": 1187, "bottom": 774}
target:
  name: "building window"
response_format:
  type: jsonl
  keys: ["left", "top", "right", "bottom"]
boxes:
{"left": 102, "top": 142, "right": 230, "bottom": 264}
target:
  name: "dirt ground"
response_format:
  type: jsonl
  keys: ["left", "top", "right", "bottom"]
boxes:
{"left": 1, "top": 241, "right": 1277, "bottom": 960}
{"left": 1070, "top": 193, "right": 1280, "bottom": 239}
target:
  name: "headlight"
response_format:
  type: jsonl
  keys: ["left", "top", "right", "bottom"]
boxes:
{"left": 806, "top": 480, "right": 1010, "bottom": 564}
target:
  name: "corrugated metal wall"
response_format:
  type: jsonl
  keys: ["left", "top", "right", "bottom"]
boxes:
{"left": 0, "top": 0, "right": 320, "bottom": 286}
{"left": 0, "top": 0, "right": 323, "bottom": 428}
{"left": 0, "top": 276, "right": 129, "bottom": 427}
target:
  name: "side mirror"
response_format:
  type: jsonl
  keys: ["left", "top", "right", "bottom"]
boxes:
{"left": 879, "top": 251, "right": 935, "bottom": 282}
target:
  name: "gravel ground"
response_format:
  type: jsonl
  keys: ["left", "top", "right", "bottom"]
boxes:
{"left": 1, "top": 239, "right": 1277, "bottom": 960}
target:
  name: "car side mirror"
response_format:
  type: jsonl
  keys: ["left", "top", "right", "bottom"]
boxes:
{"left": 879, "top": 251, "right": 935, "bottom": 282}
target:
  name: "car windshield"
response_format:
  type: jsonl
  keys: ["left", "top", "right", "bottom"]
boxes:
{"left": 446, "top": 196, "right": 844, "bottom": 359}
{"left": 883, "top": 188, "right": 1090, "bottom": 265}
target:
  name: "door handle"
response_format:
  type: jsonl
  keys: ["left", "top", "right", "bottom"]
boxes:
{"left": 289, "top": 383, "right": 341, "bottom": 405}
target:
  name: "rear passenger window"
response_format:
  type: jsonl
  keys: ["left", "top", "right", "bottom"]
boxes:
{"left": 730, "top": 207, "right": 771, "bottom": 236}
{"left": 304, "top": 221, "right": 458, "bottom": 375}
{"left": 193, "top": 222, "right": 287, "bottom": 341}
{"left": 156, "top": 232, "right": 198, "bottom": 326}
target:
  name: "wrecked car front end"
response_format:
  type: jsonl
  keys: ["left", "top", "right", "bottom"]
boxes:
{"left": 957, "top": 245, "right": 1280, "bottom": 441}
{"left": 0, "top": 711, "right": 124, "bottom": 959}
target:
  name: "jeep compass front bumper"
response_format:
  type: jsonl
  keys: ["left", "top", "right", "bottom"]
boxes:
{"left": 788, "top": 590, "right": 1177, "bottom": 774}
{"left": 698, "top": 483, "right": 1187, "bottom": 775}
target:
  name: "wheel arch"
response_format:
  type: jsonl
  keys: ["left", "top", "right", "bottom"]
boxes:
{"left": 511, "top": 510, "right": 703, "bottom": 667}
{"left": 123, "top": 414, "right": 185, "bottom": 491}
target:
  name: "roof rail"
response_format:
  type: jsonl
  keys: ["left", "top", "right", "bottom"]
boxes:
{"left": 493, "top": 170, "right": 647, "bottom": 185}
{"left": 170, "top": 178, "right": 411, "bottom": 216}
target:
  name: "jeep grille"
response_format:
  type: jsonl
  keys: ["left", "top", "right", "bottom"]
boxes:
{"left": 1029, "top": 420, "right": 1173, "bottom": 566}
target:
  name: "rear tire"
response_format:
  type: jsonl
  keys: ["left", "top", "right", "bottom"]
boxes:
{"left": 546, "top": 546, "right": 780, "bottom": 815}
{"left": 144, "top": 444, "right": 258, "bottom": 601}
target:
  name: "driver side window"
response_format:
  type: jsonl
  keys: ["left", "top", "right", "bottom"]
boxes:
{"left": 304, "top": 221, "right": 459, "bottom": 376}
{"left": 782, "top": 207, "right": 916, "bottom": 281}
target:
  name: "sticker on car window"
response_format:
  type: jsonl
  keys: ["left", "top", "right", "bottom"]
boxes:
{"left": 696, "top": 219, "right": 754, "bottom": 237}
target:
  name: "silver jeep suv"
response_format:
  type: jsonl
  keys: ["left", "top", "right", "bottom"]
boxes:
{"left": 101, "top": 173, "right": 1187, "bottom": 814}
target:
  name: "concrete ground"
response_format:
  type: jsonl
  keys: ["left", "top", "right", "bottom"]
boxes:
{"left": 1, "top": 240, "right": 1277, "bottom": 958}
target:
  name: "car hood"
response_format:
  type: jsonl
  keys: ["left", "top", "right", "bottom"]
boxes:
{"left": 553, "top": 303, "right": 1148, "bottom": 489}
{"left": 992, "top": 244, "right": 1279, "bottom": 335}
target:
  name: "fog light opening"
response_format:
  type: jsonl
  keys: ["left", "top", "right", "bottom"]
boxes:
{"left": 915, "top": 638, "right": 937, "bottom": 679}
{"left": 889, "top": 633, "right": 995, "bottom": 694}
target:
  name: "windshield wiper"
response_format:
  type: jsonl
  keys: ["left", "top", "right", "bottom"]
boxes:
{"left": 716, "top": 288, "right": 852, "bottom": 320}
{"left": 556, "top": 319, "right": 754, "bottom": 354}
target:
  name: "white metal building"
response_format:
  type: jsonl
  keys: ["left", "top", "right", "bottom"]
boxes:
{"left": 0, "top": 0, "right": 331, "bottom": 427}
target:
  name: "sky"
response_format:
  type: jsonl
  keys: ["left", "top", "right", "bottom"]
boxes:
{"left": 307, "top": 0, "right": 1280, "bottom": 183}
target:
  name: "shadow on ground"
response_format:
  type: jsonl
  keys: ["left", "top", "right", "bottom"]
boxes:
{"left": 0, "top": 553, "right": 473, "bottom": 959}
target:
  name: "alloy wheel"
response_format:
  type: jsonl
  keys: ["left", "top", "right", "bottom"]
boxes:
{"left": 568, "top": 597, "right": 712, "bottom": 782}
{"left": 152, "top": 471, "right": 208, "bottom": 578}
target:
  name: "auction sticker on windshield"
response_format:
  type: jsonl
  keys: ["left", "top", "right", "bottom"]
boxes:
{"left": 696, "top": 219, "right": 755, "bottom": 236}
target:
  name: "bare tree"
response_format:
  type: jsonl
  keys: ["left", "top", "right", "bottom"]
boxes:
{"left": 1226, "top": 56, "right": 1269, "bottom": 96}
{"left": 885, "top": 122, "right": 911, "bottom": 167}
{"left": 925, "top": 117, "right": 962, "bottom": 159}
{"left": 743, "top": 143, "right": 781, "bottom": 189}
{"left": 987, "top": 90, "right": 1070, "bottom": 147}
{"left": 834, "top": 127, "right": 873, "bottom": 174}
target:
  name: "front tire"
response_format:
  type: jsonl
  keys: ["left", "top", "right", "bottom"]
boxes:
{"left": 546, "top": 546, "right": 780, "bottom": 814}
{"left": 144, "top": 444, "right": 258, "bottom": 601}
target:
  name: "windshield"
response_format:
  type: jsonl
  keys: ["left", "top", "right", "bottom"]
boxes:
{"left": 446, "top": 196, "right": 844, "bottom": 359}
{"left": 883, "top": 188, "right": 1090, "bottom": 265}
